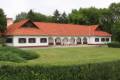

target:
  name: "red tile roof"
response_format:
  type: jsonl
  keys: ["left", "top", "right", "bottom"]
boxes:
{"left": 5, "top": 19, "right": 111, "bottom": 36}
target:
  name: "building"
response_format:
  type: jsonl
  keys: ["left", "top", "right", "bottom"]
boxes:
{"left": 5, "top": 19, "right": 111, "bottom": 47}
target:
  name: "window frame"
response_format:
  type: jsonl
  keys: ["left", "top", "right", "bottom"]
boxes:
{"left": 95, "top": 38, "right": 99, "bottom": 42}
{"left": 18, "top": 38, "right": 26, "bottom": 43}
{"left": 106, "top": 38, "right": 110, "bottom": 42}
{"left": 101, "top": 38, "right": 105, "bottom": 42}
{"left": 40, "top": 38, "right": 47, "bottom": 43}
{"left": 28, "top": 38, "right": 36, "bottom": 43}
{"left": 6, "top": 38, "right": 13, "bottom": 43}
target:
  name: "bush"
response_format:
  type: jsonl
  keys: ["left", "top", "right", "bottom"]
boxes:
{"left": 108, "top": 42, "right": 120, "bottom": 48}
{"left": 0, "top": 61, "right": 120, "bottom": 80}
{"left": 0, "top": 47, "right": 39, "bottom": 62}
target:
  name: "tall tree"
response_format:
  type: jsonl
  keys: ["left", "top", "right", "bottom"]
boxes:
{"left": 0, "top": 8, "right": 7, "bottom": 46}
{"left": 109, "top": 3, "right": 120, "bottom": 42}
{"left": 99, "top": 8, "right": 112, "bottom": 33}
{"left": 100, "top": 2, "right": 120, "bottom": 42}
{"left": 52, "top": 9, "right": 61, "bottom": 23}
{"left": 27, "top": 9, "right": 36, "bottom": 21}
{"left": 59, "top": 12, "right": 68, "bottom": 23}
{"left": 0, "top": 9, "right": 7, "bottom": 33}
{"left": 112, "top": 22, "right": 120, "bottom": 42}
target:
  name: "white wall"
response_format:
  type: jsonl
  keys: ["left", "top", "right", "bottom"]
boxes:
{"left": 5, "top": 36, "right": 112, "bottom": 47}
{"left": 89, "top": 36, "right": 111, "bottom": 44}
{"left": 13, "top": 36, "right": 48, "bottom": 47}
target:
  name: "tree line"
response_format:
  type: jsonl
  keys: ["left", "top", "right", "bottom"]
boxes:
{"left": 0, "top": 2, "right": 120, "bottom": 43}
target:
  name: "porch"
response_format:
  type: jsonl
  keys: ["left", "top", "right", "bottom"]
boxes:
{"left": 48, "top": 37, "right": 88, "bottom": 46}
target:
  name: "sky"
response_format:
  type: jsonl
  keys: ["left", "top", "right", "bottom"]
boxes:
{"left": 0, "top": 0, "right": 120, "bottom": 19}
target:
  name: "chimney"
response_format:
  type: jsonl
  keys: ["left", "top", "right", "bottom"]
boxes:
{"left": 7, "top": 18, "right": 13, "bottom": 27}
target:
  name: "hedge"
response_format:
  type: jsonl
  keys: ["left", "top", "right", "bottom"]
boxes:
{"left": 0, "top": 61, "right": 120, "bottom": 80}
{"left": 0, "top": 47, "right": 39, "bottom": 62}
{"left": 108, "top": 42, "right": 120, "bottom": 48}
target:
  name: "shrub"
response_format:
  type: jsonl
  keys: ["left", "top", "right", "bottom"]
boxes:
{"left": 0, "top": 47, "right": 39, "bottom": 62}
{"left": 0, "top": 61, "right": 120, "bottom": 80}
{"left": 108, "top": 42, "right": 120, "bottom": 48}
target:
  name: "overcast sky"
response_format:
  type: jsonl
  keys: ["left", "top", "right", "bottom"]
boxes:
{"left": 0, "top": 0, "right": 120, "bottom": 19}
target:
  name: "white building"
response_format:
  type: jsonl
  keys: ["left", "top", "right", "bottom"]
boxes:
{"left": 5, "top": 19, "right": 111, "bottom": 47}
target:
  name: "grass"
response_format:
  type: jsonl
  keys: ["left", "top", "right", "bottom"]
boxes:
{"left": 24, "top": 47, "right": 120, "bottom": 66}
{"left": 0, "top": 47, "right": 120, "bottom": 66}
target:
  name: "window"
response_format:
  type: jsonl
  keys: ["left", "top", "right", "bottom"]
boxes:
{"left": 40, "top": 38, "right": 47, "bottom": 43}
{"left": 106, "top": 38, "right": 109, "bottom": 42}
{"left": 6, "top": 38, "right": 13, "bottom": 43}
{"left": 101, "top": 38, "right": 105, "bottom": 42}
{"left": 49, "top": 37, "right": 54, "bottom": 43}
{"left": 55, "top": 38, "right": 61, "bottom": 43}
{"left": 77, "top": 38, "right": 81, "bottom": 44}
{"left": 29, "top": 38, "right": 36, "bottom": 43}
{"left": 83, "top": 37, "right": 87, "bottom": 44}
{"left": 63, "top": 38, "right": 68, "bottom": 43}
{"left": 70, "top": 38, "right": 75, "bottom": 44}
{"left": 19, "top": 38, "right": 26, "bottom": 43}
{"left": 95, "top": 38, "right": 99, "bottom": 42}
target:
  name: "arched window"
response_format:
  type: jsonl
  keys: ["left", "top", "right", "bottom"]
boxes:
{"left": 77, "top": 37, "right": 81, "bottom": 44}
{"left": 49, "top": 37, "right": 54, "bottom": 43}
{"left": 70, "top": 37, "right": 75, "bottom": 45}
{"left": 63, "top": 37, "right": 68, "bottom": 45}
{"left": 55, "top": 37, "right": 61, "bottom": 45}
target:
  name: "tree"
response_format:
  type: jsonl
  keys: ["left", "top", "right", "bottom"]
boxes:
{"left": 0, "top": 9, "right": 7, "bottom": 33}
{"left": 68, "top": 7, "right": 101, "bottom": 25}
{"left": 68, "top": 9, "right": 83, "bottom": 24}
{"left": 0, "top": 8, "right": 7, "bottom": 46}
{"left": 52, "top": 9, "right": 61, "bottom": 23}
{"left": 15, "top": 12, "right": 27, "bottom": 22}
{"left": 99, "top": 8, "right": 112, "bottom": 33}
{"left": 27, "top": 9, "right": 36, "bottom": 21}
{"left": 33, "top": 12, "right": 48, "bottom": 22}
{"left": 109, "top": 3, "right": 120, "bottom": 42}
{"left": 99, "top": 2, "right": 120, "bottom": 42}
{"left": 15, "top": 10, "right": 49, "bottom": 22}
{"left": 59, "top": 12, "right": 68, "bottom": 23}
{"left": 112, "top": 22, "right": 120, "bottom": 42}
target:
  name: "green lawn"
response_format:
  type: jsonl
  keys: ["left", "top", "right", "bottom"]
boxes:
{"left": 24, "top": 47, "right": 120, "bottom": 66}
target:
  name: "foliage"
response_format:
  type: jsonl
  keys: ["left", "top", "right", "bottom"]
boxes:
{"left": 68, "top": 7, "right": 100, "bottom": 25}
{"left": 0, "top": 47, "right": 39, "bottom": 62}
{"left": 60, "top": 12, "right": 68, "bottom": 23}
{"left": 108, "top": 42, "right": 120, "bottom": 48}
{"left": 27, "top": 10, "right": 36, "bottom": 21}
{"left": 52, "top": 9, "right": 61, "bottom": 23}
{"left": 0, "top": 8, "right": 6, "bottom": 33}
{"left": 99, "top": 9, "right": 112, "bottom": 33}
{"left": 15, "top": 12, "right": 27, "bottom": 22}
{"left": 0, "top": 8, "right": 7, "bottom": 47}
{"left": 15, "top": 9, "right": 51, "bottom": 22}
{"left": 0, "top": 60, "right": 120, "bottom": 80}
